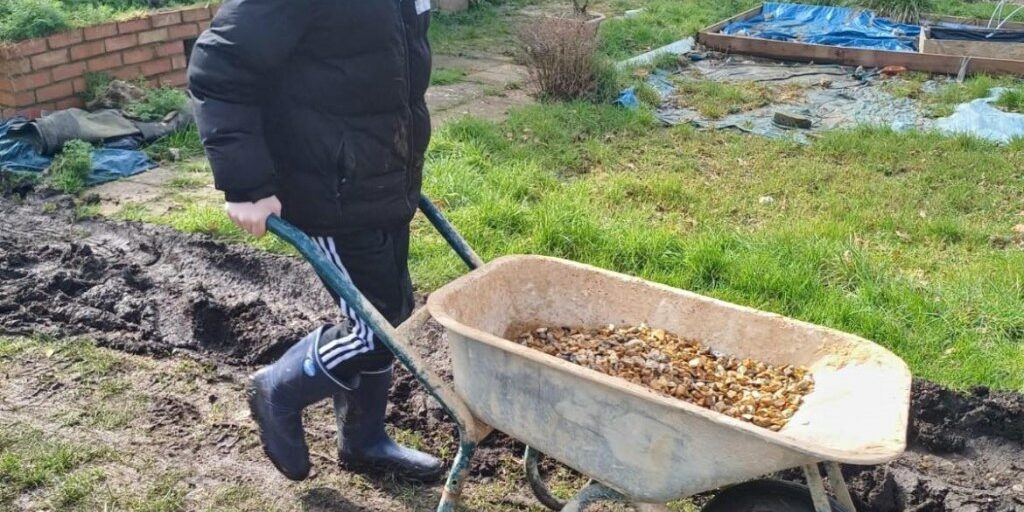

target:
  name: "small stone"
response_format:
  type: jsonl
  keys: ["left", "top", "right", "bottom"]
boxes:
{"left": 759, "top": 195, "right": 775, "bottom": 205}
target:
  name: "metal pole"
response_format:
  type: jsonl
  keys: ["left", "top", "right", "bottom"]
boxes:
{"left": 418, "top": 194, "right": 484, "bottom": 270}
{"left": 561, "top": 482, "right": 626, "bottom": 512}
{"left": 825, "top": 462, "right": 856, "bottom": 512}
{"left": 803, "top": 464, "right": 833, "bottom": 512}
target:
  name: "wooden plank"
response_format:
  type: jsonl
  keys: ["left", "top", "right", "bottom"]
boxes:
{"left": 699, "top": 4, "right": 763, "bottom": 34}
{"left": 926, "top": 14, "right": 1024, "bottom": 31}
{"left": 923, "top": 37, "right": 1024, "bottom": 61}
{"left": 698, "top": 31, "right": 1024, "bottom": 76}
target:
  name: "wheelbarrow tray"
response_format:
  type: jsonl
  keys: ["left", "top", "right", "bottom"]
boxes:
{"left": 427, "top": 255, "right": 911, "bottom": 503}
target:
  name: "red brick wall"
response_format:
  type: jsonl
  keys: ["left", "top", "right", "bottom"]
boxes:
{"left": 0, "top": 5, "right": 217, "bottom": 119}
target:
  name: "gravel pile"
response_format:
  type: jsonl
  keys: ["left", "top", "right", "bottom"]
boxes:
{"left": 515, "top": 324, "right": 815, "bottom": 431}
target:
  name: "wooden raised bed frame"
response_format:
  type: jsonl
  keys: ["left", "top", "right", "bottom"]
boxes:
{"left": 697, "top": 5, "right": 1024, "bottom": 76}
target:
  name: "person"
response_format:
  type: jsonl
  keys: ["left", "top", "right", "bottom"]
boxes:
{"left": 186, "top": 0, "right": 441, "bottom": 482}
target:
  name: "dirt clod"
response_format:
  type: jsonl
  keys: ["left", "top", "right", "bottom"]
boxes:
{"left": 515, "top": 324, "right": 814, "bottom": 431}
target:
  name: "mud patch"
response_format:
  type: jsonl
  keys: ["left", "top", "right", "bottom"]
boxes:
{"left": 0, "top": 197, "right": 334, "bottom": 363}
{"left": 840, "top": 380, "right": 1024, "bottom": 512}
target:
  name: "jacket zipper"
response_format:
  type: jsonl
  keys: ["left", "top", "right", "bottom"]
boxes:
{"left": 397, "top": 0, "right": 415, "bottom": 210}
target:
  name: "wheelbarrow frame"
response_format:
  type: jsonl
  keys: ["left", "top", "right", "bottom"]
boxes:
{"left": 266, "top": 194, "right": 858, "bottom": 512}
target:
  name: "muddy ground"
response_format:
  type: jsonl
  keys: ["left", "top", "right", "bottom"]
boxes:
{"left": 1, "top": 196, "right": 1022, "bottom": 511}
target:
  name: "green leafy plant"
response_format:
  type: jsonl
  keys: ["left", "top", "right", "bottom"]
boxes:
{"left": 79, "top": 72, "right": 113, "bottom": 105}
{"left": 0, "top": 0, "right": 70, "bottom": 41}
{"left": 125, "top": 86, "right": 188, "bottom": 121}
{"left": 48, "top": 140, "right": 92, "bottom": 195}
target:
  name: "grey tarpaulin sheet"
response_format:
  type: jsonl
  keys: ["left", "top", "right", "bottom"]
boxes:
{"left": 7, "top": 104, "right": 194, "bottom": 156}
{"left": 655, "top": 58, "right": 929, "bottom": 143}
{"left": 934, "top": 88, "right": 1024, "bottom": 143}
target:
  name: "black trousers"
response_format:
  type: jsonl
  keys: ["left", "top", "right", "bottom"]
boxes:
{"left": 309, "top": 223, "right": 414, "bottom": 378}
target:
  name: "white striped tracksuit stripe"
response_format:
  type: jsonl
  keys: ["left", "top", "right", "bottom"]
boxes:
{"left": 312, "top": 236, "right": 376, "bottom": 370}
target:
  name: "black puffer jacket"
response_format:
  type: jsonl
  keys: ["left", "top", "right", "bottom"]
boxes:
{"left": 187, "top": 0, "right": 431, "bottom": 235}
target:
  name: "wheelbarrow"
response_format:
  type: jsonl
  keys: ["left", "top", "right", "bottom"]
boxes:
{"left": 266, "top": 194, "right": 912, "bottom": 512}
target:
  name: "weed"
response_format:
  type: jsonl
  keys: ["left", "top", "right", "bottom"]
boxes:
{"left": 431, "top": 67, "right": 468, "bottom": 86}
{"left": 146, "top": 124, "right": 205, "bottom": 162}
{"left": 126, "top": 86, "right": 188, "bottom": 122}
{"left": 996, "top": 87, "right": 1024, "bottom": 113}
{"left": 168, "top": 173, "right": 207, "bottom": 190}
{"left": 48, "top": 140, "right": 92, "bottom": 195}
{"left": 80, "top": 72, "right": 113, "bottom": 105}
{"left": 923, "top": 75, "right": 1015, "bottom": 117}
{"left": 49, "top": 468, "right": 106, "bottom": 509}
{"left": 848, "top": 0, "right": 934, "bottom": 23}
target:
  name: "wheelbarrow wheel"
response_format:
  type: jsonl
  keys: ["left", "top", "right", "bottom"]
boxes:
{"left": 701, "top": 479, "right": 851, "bottom": 512}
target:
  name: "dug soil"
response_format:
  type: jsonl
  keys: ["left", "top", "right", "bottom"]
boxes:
{"left": 1, "top": 196, "right": 1022, "bottom": 511}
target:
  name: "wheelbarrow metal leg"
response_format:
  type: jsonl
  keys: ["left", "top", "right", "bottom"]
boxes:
{"left": 803, "top": 464, "right": 833, "bottom": 512}
{"left": 561, "top": 481, "right": 625, "bottom": 512}
{"left": 524, "top": 446, "right": 566, "bottom": 511}
{"left": 824, "top": 462, "right": 856, "bottom": 512}
{"left": 437, "top": 438, "right": 477, "bottom": 512}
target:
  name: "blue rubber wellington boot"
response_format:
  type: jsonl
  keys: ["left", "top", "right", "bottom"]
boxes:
{"left": 248, "top": 325, "right": 357, "bottom": 481}
{"left": 334, "top": 367, "right": 444, "bottom": 482}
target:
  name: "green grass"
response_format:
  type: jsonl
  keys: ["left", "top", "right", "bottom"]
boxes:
{"left": 432, "top": 67, "right": 468, "bottom": 86}
{"left": 411, "top": 102, "right": 1024, "bottom": 392}
{"left": 125, "top": 86, "right": 189, "bottom": 122}
{"left": 429, "top": 0, "right": 540, "bottom": 55}
{"left": 673, "top": 80, "right": 783, "bottom": 119}
{"left": 0, "top": 426, "right": 103, "bottom": 505}
{"left": 995, "top": 86, "right": 1024, "bottom": 113}
{"left": 116, "top": 199, "right": 294, "bottom": 254}
{"left": 598, "top": 0, "right": 759, "bottom": 60}
{"left": 146, "top": 124, "right": 205, "bottom": 162}
{"left": 0, "top": 0, "right": 211, "bottom": 42}
{"left": 48, "top": 140, "right": 92, "bottom": 195}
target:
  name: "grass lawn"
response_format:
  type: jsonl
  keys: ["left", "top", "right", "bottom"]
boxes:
{"left": 411, "top": 104, "right": 1024, "bottom": 392}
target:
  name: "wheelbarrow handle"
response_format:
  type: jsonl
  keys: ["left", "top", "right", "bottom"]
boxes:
{"left": 264, "top": 199, "right": 487, "bottom": 440}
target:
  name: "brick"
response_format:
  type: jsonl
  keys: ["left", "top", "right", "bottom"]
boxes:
{"left": 36, "top": 81, "right": 74, "bottom": 102}
{"left": 169, "top": 23, "right": 200, "bottom": 40}
{"left": 171, "top": 54, "right": 187, "bottom": 70}
{"left": 30, "top": 48, "right": 69, "bottom": 70}
{"left": 12, "top": 38, "right": 48, "bottom": 57}
{"left": 209, "top": 5, "right": 220, "bottom": 17}
{"left": 0, "top": 90, "right": 15, "bottom": 107}
{"left": 47, "top": 29, "right": 84, "bottom": 49}
{"left": 123, "top": 46, "right": 155, "bottom": 65}
{"left": 155, "top": 41, "right": 184, "bottom": 58}
{"left": 151, "top": 11, "right": 183, "bottom": 28}
{"left": 52, "top": 61, "right": 85, "bottom": 82}
{"left": 0, "top": 56, "right": 33, "bottom": 75}
{"left": 141, "top": 58, "right": 172, "bottom": 76}
{"left": 118, "top": 18, "right": 151, "bottom": 34}
{"left": 87, "top": 53, "right": 122, "bottom": 72}
{"left": 105, "top": 33, "right": 138, "bottom": 52}
{"left": 13, "top": 90, "right": 36, "bottom": 106}
{"left": 138, "top": 28, "right": 170, "bottom": 45}
{"left": 71, "top": 77, "right": 87, "bottom": 94}
{"left": 111, "top": 65, "right": 142, "bottom": 81}
{"left": 11, "top": 70, "right": 51, "bottom": 90}
{"left": 70, "top": 40, "right": 106, "bottom": 60}
{"left": 181, "top": 7, "right": 211, "bottom": 22}
{"left": 56, "top": 96, "right": 85, "bottom": 110}
{"left": 198, "top": 21, "right": 212, "bottom": 32}
{"left": 84, "top": 22, "right": 118, "bottom": 41}
{"left": 158, "top": 69, "right": 187, "bottom": 87}
{"left": 0, "top": 78, "right": 13, "bottom": 93}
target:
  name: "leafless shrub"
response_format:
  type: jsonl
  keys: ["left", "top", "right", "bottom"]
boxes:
{"left": 517, "top": 18, "right": 616, "bottom": 102}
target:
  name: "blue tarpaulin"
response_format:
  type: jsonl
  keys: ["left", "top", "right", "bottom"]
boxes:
{"left": 0, "top": 117, "right": 156, "bottom": 185}
{"left": 721, "top": 2, "right": 921, "bottom": 52}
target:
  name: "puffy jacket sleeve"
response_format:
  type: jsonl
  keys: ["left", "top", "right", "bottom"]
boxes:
{"left": 186, "top": 0, "right": 314, "bottom": 202}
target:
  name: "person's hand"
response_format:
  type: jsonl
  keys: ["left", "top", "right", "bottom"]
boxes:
{"left": 225, "top": 195, "right": 282, "bottom": 237}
